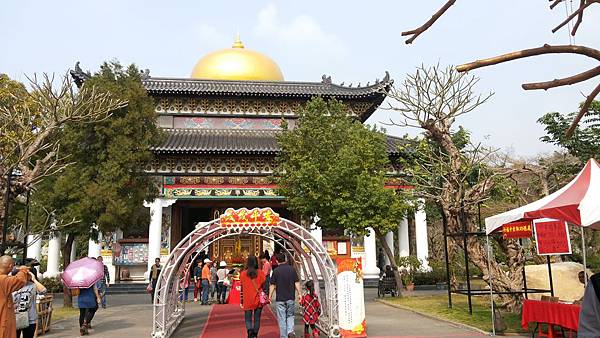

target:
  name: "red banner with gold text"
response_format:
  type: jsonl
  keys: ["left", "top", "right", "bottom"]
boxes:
{"left": 502, "top": 221, "right": 532, "bottom": 239}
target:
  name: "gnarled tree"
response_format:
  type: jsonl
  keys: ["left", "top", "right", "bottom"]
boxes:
{"left": 0, "top": 73, "right": 126, "bottom": 243}
{"left": 388, "top": 65, "right": 525, "bottom": 310}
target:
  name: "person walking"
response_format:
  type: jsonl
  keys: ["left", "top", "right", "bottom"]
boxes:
{"left": 77, "top": 284, "right": 101, "bottom": 335}
{"left": 210, "top": 262, "right": 218, "bottom": 301}
{"left": 179, "top": 271, "right": 190, "bottom": 302}
{"left": 259, "top": 254, "right": 272, "bottom": 294}
{"left": 216, "top": 261, "right": 228, "bottom": 304}
{"left": 240, "top": 256, "right": 266, "bottom": 338}
{"left": 96, "top": 256, "right": 109, "bottom": 308}
{"left": 13, "top": 271, "right": 47, "bottom": 338}
{"left": 201, "top": 259, "right": 212, "bottom": 305}
{"left": 300, "top": 280, "right": 321, "bottom": 338}
{"left": 148, "top": 258, "right": 162, "bottom": 303}
{"left": 269, "top": 252, "right": 301, "bottom": 338}
{"left": 0, "top": 256, "right": 29, "bottom": 338}
{"left": 193, "top": 260, "right": 202, "bottom": 302}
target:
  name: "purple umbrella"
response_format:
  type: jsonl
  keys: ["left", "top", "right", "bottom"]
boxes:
{"left": 61, "top": 257, "right": 104, "bottom": 289}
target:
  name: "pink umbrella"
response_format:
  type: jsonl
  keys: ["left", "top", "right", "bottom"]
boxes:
{"left": 61, "top": 257, "right": 104, "bottom": 289}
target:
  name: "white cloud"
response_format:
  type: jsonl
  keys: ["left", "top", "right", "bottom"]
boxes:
{"left": 253, "top": 4, "right": 346, "bottom": 59}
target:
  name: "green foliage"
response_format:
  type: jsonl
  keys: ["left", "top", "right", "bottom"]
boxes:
{"left": 33, "top": 61, "right": 162, "bottom": 237}
{"left": 397, "top": 255, "right": 422, "bottom": 285}
{"left": 538, "top": 101, "right": 600, "bottom": 162}
{"left": 275, "top": 97, "right": 411, "bottom": 237}
{"left": 39, "top": 276, "right": 63, "bottom": 293}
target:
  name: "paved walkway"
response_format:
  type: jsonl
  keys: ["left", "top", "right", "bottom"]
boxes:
{"left": 44, "top": 291, "right": 490, "bottom": 338}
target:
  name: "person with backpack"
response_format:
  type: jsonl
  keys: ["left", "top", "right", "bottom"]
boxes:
{"left": 300, "top": 280, "right": 321, "bottom": 338}
{"left": 578, "top": 272, "right": 600, "bottom": 336}
{"left": 239, "top": 256, "right": 267, "bottom": 338}
{"left": 12, "top": 271, "right": 46, "bottom": 338}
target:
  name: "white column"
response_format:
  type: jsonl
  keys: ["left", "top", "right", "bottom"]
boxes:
{"left": 384, "top": 231, "right": 395, "bottom": 265}
{"left": 147, "top": 199, "right": 162, "bottom": 272}
{"left": 88, "top": 237, "right": 101, "bottom": 258}
{"left": 310, "top": 226, "right": 323, "bottom": 277}
{"left": 415, "top": 202, "right": 430, "bottom": 270}
{"left": 46, "top": 233, "right": 61, "bottom": 278}
{"left": 70, "top": 240, "right": 77, "bottom": 262}
{"left": 26, "top": 235, "right": 42, "bottom": 261}
{"left": 398, "top": 217, "right": 410, "bottom": 257}
{"left": 363, "top": 228, "right": 379, "bottom": 279}
{"left": 144, "top": 199, "right": 176, "bottom": 272}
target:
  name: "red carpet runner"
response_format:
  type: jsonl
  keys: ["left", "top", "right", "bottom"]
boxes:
{"left": 200, "top": 304, "right": 280, "bottom": 338}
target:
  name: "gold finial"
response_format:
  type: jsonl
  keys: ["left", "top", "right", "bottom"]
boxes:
{"left": 232, "top": 33, "right": 244, "bottom": 49}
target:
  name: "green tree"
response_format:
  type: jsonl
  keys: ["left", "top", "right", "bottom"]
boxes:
{"left": 34, "top": 61, "right": 162, "bottom": 306}
{"left": 276, "top": 97, "right": 411, "bottom": 293}
{"left": 538, "top": 101, "right": 600, "bottom": 163}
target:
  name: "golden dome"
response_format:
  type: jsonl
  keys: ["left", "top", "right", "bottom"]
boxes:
{"left": 191, "top": 36, "right": 284, "bottom": 81}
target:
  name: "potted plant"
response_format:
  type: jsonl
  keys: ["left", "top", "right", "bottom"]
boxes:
{"left": 397, "top": 255, "right": 422, "bottom": 291}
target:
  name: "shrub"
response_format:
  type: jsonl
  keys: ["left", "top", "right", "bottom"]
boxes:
{"left": 39, "top": 277, "right": 63, "bottom": 293}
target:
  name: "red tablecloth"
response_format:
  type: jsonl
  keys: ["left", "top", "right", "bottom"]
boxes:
{"left": 521, "top": 299, "right": 581, "bottom": 331}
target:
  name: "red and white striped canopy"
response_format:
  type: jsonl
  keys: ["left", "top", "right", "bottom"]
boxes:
{"left": 485, "top": 159, "right": 600, "bottom": 235}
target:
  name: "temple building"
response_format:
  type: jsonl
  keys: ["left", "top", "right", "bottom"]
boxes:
{"left": 39, "top": 36, "right": 429, "bottom": 282}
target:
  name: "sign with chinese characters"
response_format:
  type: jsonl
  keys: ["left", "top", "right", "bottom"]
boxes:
{"left": 534, "top": 219, "right": 572, "bottom": 255}
{"left": 219, "top": 208, "right": 281, "bottom": 228}
{"left": 337, "top": 258, "right": 367, "bottom": 338}
{"left": 502, "top": 221, "right": 533, "bottom": 239}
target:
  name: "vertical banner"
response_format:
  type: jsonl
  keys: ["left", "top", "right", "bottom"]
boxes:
{"left": 534, "top": 219, "right": 572, "bottom": 255}
{"left": 337, "top": 258, "right": 367, "bottom": 337}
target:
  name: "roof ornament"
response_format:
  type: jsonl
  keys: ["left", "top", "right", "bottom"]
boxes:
{"left": 321, "top": 74, "right": 332, "bottom": 84}
{"left": 366, "top": 82, "right": 370, "bottom": 86}
{"left": 375, "top": 78, "right": 380, "bottom": 84}
{"left": 357, "top": 82, "right": 361, "bottom": 87}
{"left": 232, "top": 33, "right": 244, "bottom": 49}
{"left": 349, "top": 83, "right": 353, "bottom": 87}
{"left": 140, "top": 69, "right": 150, "bottom": 79}
{"left": 340, "top": 82, "right": 344, "bottom": 86}
{"left": 383, "top": 71, "right": 390, "bottom": 82}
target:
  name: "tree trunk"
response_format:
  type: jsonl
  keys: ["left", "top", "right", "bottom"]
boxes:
{"left": 62, "top": 233, "right": 75, "bottom": 308}
{"left": 450, "top": 211, "right": 525, "bottom": 312}
{"left": 376, "top": 231, "right": 404, "bottom": 296}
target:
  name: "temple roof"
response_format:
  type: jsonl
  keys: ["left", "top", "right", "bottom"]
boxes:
{"left": 70, "top": 63, "right": 392, "bottom": 100}
{"left": 141, "top": 73, "right": 392, "bottom": 99}
{"left": 153, "top": 128, "right": 406, "bottom": 156}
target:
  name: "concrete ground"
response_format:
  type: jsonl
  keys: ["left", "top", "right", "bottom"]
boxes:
{"left": 45, "top": 290, "right": 497, "bottom": 338}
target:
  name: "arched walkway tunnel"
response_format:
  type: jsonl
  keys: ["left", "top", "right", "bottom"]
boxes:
{"left": 151, "top": 208, "right": 339, "bottom": 338}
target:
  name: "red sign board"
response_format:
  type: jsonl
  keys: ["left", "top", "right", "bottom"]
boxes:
{"left": 219, "top": 207, "right": 280, "bottom": 227}
{"left": 502, "top": 221, "right": 532, "bottom": 239}
{"left": 534, "top": 219, "right": 572, "bottom": 255}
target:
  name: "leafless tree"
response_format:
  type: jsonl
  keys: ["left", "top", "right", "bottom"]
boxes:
{"left": 387, "top": 65, "right": 527, "bottom": 310}
{"left": 402, "top": 1, "right": 600, "bottom": 137}
{"left": 0, "top": 73, "right": 127, "bottom": 230}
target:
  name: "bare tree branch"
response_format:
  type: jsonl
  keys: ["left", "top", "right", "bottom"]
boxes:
{"left": 401, "top": 0, "right": 457, "bottom": 44}
{"left": 522, "top": 66, "right": 600, "bottom": 90}
{"left": 566, "top": 82, "right": 600, "bottom": 137}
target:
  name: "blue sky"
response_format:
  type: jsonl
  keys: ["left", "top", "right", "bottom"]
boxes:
{"left": 2, "top": 1, "right": 599, "bottom": 157}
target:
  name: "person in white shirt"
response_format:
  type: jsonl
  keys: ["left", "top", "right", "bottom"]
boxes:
{"left": 216, "top": 261, "right": 229, "bottom": 304}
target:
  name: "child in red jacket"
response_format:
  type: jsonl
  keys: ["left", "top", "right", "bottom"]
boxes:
{"left": 300, "top": 280, "right": 321, "bottom": 338}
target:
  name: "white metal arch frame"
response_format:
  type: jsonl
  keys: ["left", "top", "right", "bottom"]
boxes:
{"left": 151, "top": 214, "right": 339, "bottom": 338}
